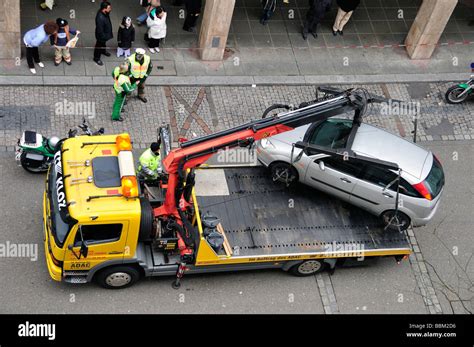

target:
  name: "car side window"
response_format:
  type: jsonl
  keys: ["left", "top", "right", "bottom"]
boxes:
{"left": 322, "top": 157, "right": 363, "bottom": 178}
{"left": 361, "top": 165, "right": 398, "bottom": 188}
{"left": 75, "top": 224, "right": 122, "bottom": 245}
{"left": 309, "top": 120, "right": 353, "bottom": 149}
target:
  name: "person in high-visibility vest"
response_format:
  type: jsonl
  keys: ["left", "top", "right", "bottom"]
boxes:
{"left": 112, "top": 61, "right": 137, "bottom": 122}
{"left": 127, "top": 48, "right": 152, "bottom": 103}
{"left": 137, "top": 142, "right": 162, "bottom": 181}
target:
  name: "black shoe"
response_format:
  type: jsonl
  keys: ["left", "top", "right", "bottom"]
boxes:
{"left": 113, "top": 117, "right": 124, "bottom": 122}
{"left": 65, "top": 61, "right": 72, "bottom": 65}
{"left": 103, "top": 51, "right": 111, "bottom": 57}
{"left": 338, "top": 30, "right": 343, "bottom": 36}
{"left": 332, "top": 30, "right": 338, "bottom": 36}
{"left": 94, "top": 59, "right": 103, "bottom": 66}
{"left": 54, "top": 62, "right": 60, "bottom": 66}
{"left": 138, "top": 96, "right": 148, "bottom": 103}
{"left": 302, "top": 32, "right": 308, "bottom": 40}
{"left": 311, "top": 32, "right": 318, "bottom": 39}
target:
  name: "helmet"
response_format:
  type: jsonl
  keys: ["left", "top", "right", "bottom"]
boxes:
{"left": 48, "top": 136, "right": 60, "bottom": 149}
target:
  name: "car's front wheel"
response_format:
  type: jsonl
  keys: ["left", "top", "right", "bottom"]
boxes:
{"left": 270, "top": 162, "right": 298, "bottom": 187}
{"left": 381, "top": 210, "right": 411, "bottom": 231}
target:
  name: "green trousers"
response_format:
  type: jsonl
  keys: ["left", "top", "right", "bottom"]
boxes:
{"left": 112, "top": 91, "right": 126, "bottom": 120}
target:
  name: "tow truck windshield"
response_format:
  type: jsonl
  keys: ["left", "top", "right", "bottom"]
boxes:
{"left": 47, "top": 151, "right": 76, "bottom": 247}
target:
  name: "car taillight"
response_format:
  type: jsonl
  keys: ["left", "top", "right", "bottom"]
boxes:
{"left": 413, "top": 181, "right": 432, "bottom": 200}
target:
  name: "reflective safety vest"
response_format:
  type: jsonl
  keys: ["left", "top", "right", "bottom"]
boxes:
{"left": 138, "top": 148, "right": 160, "bottom": 177}
{"left": 114, "top": 73, "right": 132, "bottom": 94}
{"left": 128, "top": 53, "right": 151, "bottom": 79}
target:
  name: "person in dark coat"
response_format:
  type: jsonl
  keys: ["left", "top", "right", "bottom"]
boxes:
{"left": 93, "top": 1, "right": 113, "bottom": 65}
{"left": 183, "top": 0, "right": 202, "bottom": 33}
{"left": 260, "top": 0, "right": 277, "bottom": 25}
{"left": 117, "top": 16, "right": 135, "bottom": 57}
{"left": 302, "top": 0, "right": 332, "bottom": 40}
{"left": 332, "top": 0, "right": 360, "bottom": 36}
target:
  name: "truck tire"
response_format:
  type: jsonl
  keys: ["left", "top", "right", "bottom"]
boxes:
{"left": 138, "top": 197, "right": 154, "bottom": 242}
{"left": 96, "top": 266, "right": 140, "bottom": 289}
{"left": 289, "top": 260, "right": 325, "bottom": 276}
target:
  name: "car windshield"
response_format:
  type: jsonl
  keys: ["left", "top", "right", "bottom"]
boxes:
{"left": 424, "top": 156, "right": 444, "bottom": 198}
{"left": 310, "top": 119, "right": 353, "bottom": 149}
{"left": 48, "top": 157, "right": 75, "bottom": 247}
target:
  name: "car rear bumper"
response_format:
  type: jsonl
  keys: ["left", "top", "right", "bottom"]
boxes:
{"left": 411, "top": 193, "right": 442, "bottom": 227}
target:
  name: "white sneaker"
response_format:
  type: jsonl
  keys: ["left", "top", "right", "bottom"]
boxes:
{"left": 37, "top": 62, "right": 45, "bottom": 68}
{"left": 30, "top": 68, "right": 37, "bottom": 74}
{"left": 149, "top": 48, "right": 156, "bottom": 54}
{"left": 155, "top": 48, "right": 160, "bottom": 53}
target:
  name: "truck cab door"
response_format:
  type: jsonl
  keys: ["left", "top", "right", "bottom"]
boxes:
{"left": 63, "top": 222, "right": 129, "bottom": 272}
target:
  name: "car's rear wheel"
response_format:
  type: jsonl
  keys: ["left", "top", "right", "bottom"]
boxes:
{"left": 381, "top": 210, "right": 411, "bottom": 231}
{"left": 270, "top": 162, "right": 298, "bottom": 187}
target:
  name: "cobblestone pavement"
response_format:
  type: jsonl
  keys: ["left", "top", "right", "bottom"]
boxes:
{"left": 0, "top": 82, "right": 473, "bottom": 150}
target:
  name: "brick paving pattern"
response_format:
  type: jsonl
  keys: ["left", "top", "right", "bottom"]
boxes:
{"left": 0, "top": 82, "right": 473, "bottom": 151}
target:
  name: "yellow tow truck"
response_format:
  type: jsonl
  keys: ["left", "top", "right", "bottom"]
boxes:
{"left": 43, "top": 89, "right": 411, "bottom": 289}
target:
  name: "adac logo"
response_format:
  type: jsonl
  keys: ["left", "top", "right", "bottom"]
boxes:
{"left": 70, "top": 262, "right": 90, "bottom": 269}
{"left": 261, "top": 132, "right": 271, "bottom": 138}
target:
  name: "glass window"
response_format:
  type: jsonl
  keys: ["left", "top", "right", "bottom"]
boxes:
{"left": 424, "top": 157, "right": 444, "bottom": 198}
{"left": 92, "top": 156, "right": 121, "bottom": 188}
{"left": 362, "top": 165, "right": 398, "bottom": 188}
{"left": 309, "top": 119, "right": 353, "bottom": 149}
{"left": 323, "top": 157, "right": 363, "bottom": 178}
{"left": 76, "top": 224, "right": 122, "bottom": 245}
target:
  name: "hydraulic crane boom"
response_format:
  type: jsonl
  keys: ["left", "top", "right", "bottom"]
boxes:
{"left": 154, "top": 88, "right": 378, "bottom": 245}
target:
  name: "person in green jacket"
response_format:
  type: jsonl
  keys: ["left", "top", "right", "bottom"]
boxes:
{"left": 112, "top": 61, "right": 137, "bottom": 121}
{"left": 137, "top": 142, "right": 162, "bottom": 181}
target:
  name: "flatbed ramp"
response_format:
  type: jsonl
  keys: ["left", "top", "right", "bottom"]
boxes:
{"left": 196, "top": 167, "right": 410, "bottom": 258}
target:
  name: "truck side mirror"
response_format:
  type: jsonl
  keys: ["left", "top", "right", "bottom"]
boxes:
{"left": 80, "top": 242, "right": 89, "bottom": 258}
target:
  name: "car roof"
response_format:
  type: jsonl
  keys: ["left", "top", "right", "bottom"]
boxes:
{"left": 352, "top": 123, "right": 431, "bottom": 181}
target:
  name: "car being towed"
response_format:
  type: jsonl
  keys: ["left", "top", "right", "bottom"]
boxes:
{"left": 256, "top": 118, "right": 445, "bottom": 230}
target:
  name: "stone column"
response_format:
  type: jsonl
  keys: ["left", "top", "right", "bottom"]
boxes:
{"left": 198, "top": 0, "right": 235, "bottom": 61}
{"left": 405, "top": 0, "right": 458, "bottom": 59}
{"left": 0, "top": 0, "right": 21, "bottom": 60}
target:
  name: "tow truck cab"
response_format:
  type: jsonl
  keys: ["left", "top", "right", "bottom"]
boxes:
{"left": 43, "top": 134, "right": 143, "bottom": 283}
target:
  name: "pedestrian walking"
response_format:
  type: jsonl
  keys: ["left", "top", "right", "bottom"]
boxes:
{"left": 260, "top": 0, "right": 277, "bottom": 25}
{"left": 23, "top": 20, "right": 59, "bottom": 74}
{"left": 111, "top": 61, "right": 137, "bottom": 122}
{"left": 51, "top": 18, "right": 80, "bottom": 66}
{"left": 332, "top": 0, "right": 359, "bottom": 36}
{"left": 117, "top": 17, "right": 135, "bottom": 58}
{"left": 182, "top": 0, "right": 202, "bottom": 33}
{"left": 302, "top": 0, "right": 332, "bottom": 40}
{"left": 93, "top": 1, "right": 113, "bottom": 66}
{"left": 146, "top": 6, "right": 167, "bottom": 53}
{"left": 127, "top": 48, "right": 153, "bottom": 103}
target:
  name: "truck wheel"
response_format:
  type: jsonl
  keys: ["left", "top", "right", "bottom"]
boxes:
{"left": 96, "top": 266, "right": 140, "bottom": 289}
{"left": 138, "top": 197, "right": 155, "bottom": 242}
{"left": 289, "top": 260, "right": 325, "bottom": 276}
{"left": 381, "top": 210, "right": 410, "bottom": 231}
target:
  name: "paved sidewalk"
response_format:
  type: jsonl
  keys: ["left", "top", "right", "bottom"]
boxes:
{"left": 0, "top": 82, "right": 473, "bottom": 150}
{"left": 1, "top": 0, "right": 474, "bottom": 84}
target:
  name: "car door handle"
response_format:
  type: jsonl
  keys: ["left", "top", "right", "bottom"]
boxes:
{"left": 382, "top": 192, "right": 393, "bottom": 198}
{"left": 340, "top": 177, "right": 351, "bottom": 183}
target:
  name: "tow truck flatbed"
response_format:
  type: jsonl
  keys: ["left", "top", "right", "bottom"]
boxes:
{"left": 196, "top": 167, "right": 411, "bottom": 259}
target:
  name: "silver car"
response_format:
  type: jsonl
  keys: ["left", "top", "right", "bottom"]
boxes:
{"left": 256, "top": 118, "right": 445, "bottom": 230}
